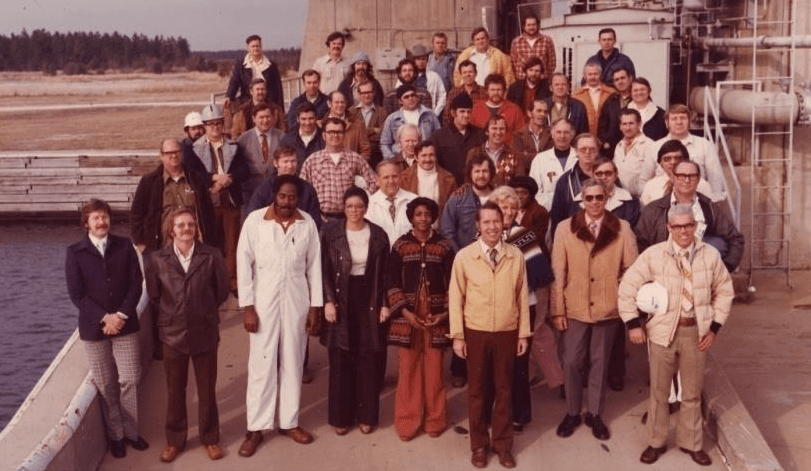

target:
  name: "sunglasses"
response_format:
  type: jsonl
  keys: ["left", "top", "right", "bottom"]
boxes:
{"left": 594, "top": 170, "right": 614, "bottom": 178}
{"left": 583, "top": 194, "right": 606, "bottom": 202}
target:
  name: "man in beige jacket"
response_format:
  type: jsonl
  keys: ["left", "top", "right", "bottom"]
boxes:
{"left": 449, "top": 201, "right": 530, "bottom": 469}
{"left": 551, "top": 179, "right": 638, "bottom": 441}
{"left": 618, "top": 203, "right": 733, "bottom": 466}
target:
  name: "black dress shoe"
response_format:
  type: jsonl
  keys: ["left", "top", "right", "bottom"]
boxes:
{"left": 110, "top": 439, "right": 126, "bottom": 458}
{"left": 680, "top": 447, "right": 712, "bottom": 466}
{"left": 555, "top": 413, "right": 582, "bottom": 438}
{"left": 124, "top": 436, "right": 149, "bottom": 451}
{"left": 583, "top": 413, "right": 610, "bottom": 440}
{"left": 608, "top": 376, "right": 624, "bottom": 391}
{"left": 640, "top": 445, "right": 667, "bottom": 464}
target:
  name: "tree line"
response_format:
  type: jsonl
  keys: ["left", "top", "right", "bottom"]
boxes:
{"left": 0, "top": 29, "right": 301, "bottom": 77}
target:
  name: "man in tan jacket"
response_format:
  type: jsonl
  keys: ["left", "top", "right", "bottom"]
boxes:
{"left": 618, "top": 203, "right": 733, "bottom": 466}
{"left": 551, "top": 178, "right": 637, "bottom": 441}
{"left": 449, "top": 202, "right": 530, "bottom": 469}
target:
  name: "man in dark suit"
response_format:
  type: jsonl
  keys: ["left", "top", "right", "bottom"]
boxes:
{"left": 66, "top": 199, "right": 147, "bottom": 459}
{"left": 237, "top": 103, "right": 284, "bottom": 208}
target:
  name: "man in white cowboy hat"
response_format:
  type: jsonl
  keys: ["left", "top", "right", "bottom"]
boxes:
{"left": 617, "top": 202, "right": 733, "bottom": 467}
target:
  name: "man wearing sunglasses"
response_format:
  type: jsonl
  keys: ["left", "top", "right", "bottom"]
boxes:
{"left": 550, "top": 178, "right": 638, "bottom": 442}
{"left": 636, "top": 160, "right": 744, "bottom": 273}
{"left": 618, "top": 203, "right": 733, "bottom": 466}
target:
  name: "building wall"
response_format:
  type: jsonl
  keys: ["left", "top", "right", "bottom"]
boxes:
{"left": 299, "top": 0, "right": 497, "bottom": 87}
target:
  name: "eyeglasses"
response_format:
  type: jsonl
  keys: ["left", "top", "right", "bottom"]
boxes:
{"left": 669, "top": 222, "right": 696, "bottom": 231}
{"left": 324, "top": 130, "right": 345, "bottom": 135}
{"left": 673, "top": 173, "right": 700, "bottom": 181}
{"left": 578, "top": 147, "right": 598, "bottom": 154}
{"left": 583, "top": 194, "right": 606, "bottom": 202}
{"left": 594, "top": 170, "right": 614, "bottom": 178}
{"left": 162, "top": 150, "right": 181, "bottom": 156}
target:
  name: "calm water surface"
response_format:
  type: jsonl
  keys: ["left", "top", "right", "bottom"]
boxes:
{"left": 0, "top": 222, "right": 131, "bottom": 430}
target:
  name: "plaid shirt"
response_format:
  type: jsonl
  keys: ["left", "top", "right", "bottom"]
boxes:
{"left": 299, "top": 149, "right": 379, "bottom": 213}
{"left": 443, "top": 84, "right": 487, "bottom": 123}
{"left": 510, "top": 33, "right": 556, "bottom": 81}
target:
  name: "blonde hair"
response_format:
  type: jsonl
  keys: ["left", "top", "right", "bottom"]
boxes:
{"left": 488, "top": 185, "right": 520, "bottom": 207}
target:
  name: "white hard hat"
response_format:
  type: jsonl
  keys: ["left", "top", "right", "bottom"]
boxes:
{"left": 636, "top": 282, "right": 668, "bottom": 316}
{"left": 200, "top": 104, "right": 224, "bottom": 122}
{"left": 184, "top": 111, "right": 203, "bottom": 128}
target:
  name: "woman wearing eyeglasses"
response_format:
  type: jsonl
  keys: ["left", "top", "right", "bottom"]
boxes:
{"left": 550, "top": 179, "right": 638, "bottom": 442}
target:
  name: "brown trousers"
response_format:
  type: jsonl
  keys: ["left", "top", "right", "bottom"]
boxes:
{"left": 214, "top": 200, "right": 240, "bottom": 290}
{"left": 465, "top": 328, "right": 517, "bottom": 453}
{"left": 394, "top": 327, "right": 447, "bottom": 439}
{"left": 163, "top": 344, "right": 219, "bottom": 447}
{"left": 648, "top": 324, "right": 706, "bottom": 451}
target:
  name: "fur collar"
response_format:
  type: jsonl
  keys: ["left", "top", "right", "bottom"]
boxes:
{"left": 570, "top": 210, "right": 621, "bottom": 256}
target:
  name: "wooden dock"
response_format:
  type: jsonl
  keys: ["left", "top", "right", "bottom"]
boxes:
{"left": 0, "top": 151, "right": 160, "bottom": 215}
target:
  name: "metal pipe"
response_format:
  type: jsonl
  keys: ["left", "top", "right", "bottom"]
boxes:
{"left": 697, "top": 35, "right": 811, "bottom": 49}
{"left": 689, "top": 87, "right": 799, "bottom": 125}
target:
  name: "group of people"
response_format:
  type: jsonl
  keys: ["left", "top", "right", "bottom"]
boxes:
{"left": 64, "top": 19, "right": 742, "bottom": 469}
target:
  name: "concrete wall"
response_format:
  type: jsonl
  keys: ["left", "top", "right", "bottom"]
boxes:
{"left": 300, "top": 0, "right": 497, "bottom": 87}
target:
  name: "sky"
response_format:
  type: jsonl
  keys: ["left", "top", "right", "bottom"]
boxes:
{"left": 1, "top": 0, "right": 308, "bottom": 51}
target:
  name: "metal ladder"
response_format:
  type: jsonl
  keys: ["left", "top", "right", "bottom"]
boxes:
{"left": 747, "top": 0, "right": 796, "bottom": 288}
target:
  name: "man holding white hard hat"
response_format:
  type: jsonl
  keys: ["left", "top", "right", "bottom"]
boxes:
{"left": 618, "top": 203, "right": 733, "bottom": 467}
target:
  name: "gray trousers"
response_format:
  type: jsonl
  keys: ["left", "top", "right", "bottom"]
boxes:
{"left": 561, "top": 318, "right": 621, "bottom": 416}
{"left": 83, "top": 332, "right": 141, "bottom": 441}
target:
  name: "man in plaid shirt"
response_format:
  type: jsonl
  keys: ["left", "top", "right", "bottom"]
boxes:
{"left": 510, "top": 13, "right": 556, "bottom": 82}
{"left": 299, "top": 117, "right": 378, "bottom": 220}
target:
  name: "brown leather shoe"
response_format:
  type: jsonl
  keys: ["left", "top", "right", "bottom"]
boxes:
{"left": 680, "top": 447, "right": 712, "bottom": 466}
{"left": 205, "top": 443, "right": 223, "bottom": 460}
{"left": 640, "top": 445, "right": 667, "bottom": 464}
{"left": 471, "top": 447, "right": 488, "bottom": 468}
{"left": 497, "top": 451, "right": 516, "bottom": 468}
{"left": 279, "top": 426, "right": 314, "bottom": 444}
{"left": 238, "top": 431, "right": 263, "bottom": 457}
{"left": 358, "top": 423, "right": 375, "bottom": 434}
{"left": 159, "top": 445, "right": 182, "bottom": 463}
{"left": 334, "top": 426, "right": 349, "bottom": 436}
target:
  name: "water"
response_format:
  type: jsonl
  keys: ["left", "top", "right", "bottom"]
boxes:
{"left": 0, "top": 222, "right": 130, "bottom": 430}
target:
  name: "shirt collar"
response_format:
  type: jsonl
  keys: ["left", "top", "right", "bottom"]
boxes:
{"left": 88, "top": 233, "right": 108, "bottom": 248}
{"left": 163, "top": 167, "right": 186, "bottom": 183}
{"left": 263, "top": 204, "right": 305, "bottom": 222}
{"left": 173, "top": 241, "right": 195, "bottom": 261}
{"left": 479, "top": 238, "right": 504, "bottom": 257}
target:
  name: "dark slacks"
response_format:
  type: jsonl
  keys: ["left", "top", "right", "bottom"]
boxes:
{"left": 214, "top": 199, "right": 241, "bottom": 291}
{"left": 561, "top": 318, "right": 621, "bottom": 416}
{"left": 328, "top": 347, "right": 383, "bottom": 427}
{"left": 163, "top": 344, "right": 219, "bottom": 447}
{"left": 465, "top": 328, "right": 517, "bottom": 453}
{"left": 511, "top": 307, "right": 537, "bottom": 424}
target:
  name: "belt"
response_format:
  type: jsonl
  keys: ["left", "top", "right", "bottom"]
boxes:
{"left": 677, "top": 317, "right": 696, "bottom": 327}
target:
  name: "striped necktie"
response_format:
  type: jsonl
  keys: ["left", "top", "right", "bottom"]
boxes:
{"left": 679, "top": 249, "right": 693, "bottom": 314}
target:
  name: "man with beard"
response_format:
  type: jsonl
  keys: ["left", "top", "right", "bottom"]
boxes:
{"left": 470, "top": 74, "right": 524, "bottom": 144}
{"left": 507, "top": 57, "right": 550, "bottom": 120}
{"left": 182, "top": 111, "right": 205, "bottom": 158}
{"left": 338, "top": 51, "right": 385, "bottom": 108}
{"left": 509, "top": 13, "right": 556, "bottom": 82}
{"left": 384, "top": 59, "right": 434, "bottom": 115}
{"left": 236, "top": 175, "right": 323, "bottom": 456}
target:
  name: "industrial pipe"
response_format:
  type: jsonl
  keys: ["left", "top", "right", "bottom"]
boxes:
{"left": 689, "top": 87, "right": 799, "bottom": 125}
{"left": 696, "top": 35, "right": 811, "bottom": 49}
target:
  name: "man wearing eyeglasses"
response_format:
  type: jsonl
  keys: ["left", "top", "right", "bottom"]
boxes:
{"left": 550, "top": 179, "right": 638, "bottom": 442}
{"left": 299, "top": 117, "right": 379, "bottom": 222}
{"left": 187, "top": 104, "right": 250, "bottom": 294}
{"left": 636, "top": 160, "right": 744, "bottom": 273}
{"left": 618, "top": 203, "right": 733, "bottom": 467}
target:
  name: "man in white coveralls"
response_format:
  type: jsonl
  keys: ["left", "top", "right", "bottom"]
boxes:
{"left": 236, "top": 174, "right": 323, "bottom": 457}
